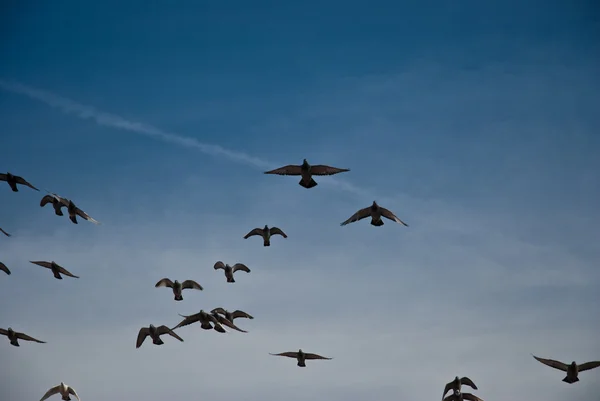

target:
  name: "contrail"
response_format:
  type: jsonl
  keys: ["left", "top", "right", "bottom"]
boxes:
{"left": 0, "top": 79, "right": 385, "bottom": 202}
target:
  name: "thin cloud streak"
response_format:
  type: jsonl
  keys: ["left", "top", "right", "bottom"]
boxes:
{"left": 0, "top": 80, "right": 384, "bottom": 203}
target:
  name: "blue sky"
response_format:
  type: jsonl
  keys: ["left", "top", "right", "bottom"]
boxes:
{"left": 1, "top": 1, "right": 599, "bottom": 400}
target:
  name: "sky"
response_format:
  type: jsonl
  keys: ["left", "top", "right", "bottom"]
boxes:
{"left": 1, "top": 1, "right": 599, "bottom": 400}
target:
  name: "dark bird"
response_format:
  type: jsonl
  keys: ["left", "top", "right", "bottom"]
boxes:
{"left": 213, "top": 261, "right": 250, "bottom": 283}
{"left": 65, "top": 199, "right": 100, "bottom": 225}
{"left": 39, "top": 382, "right": 80, "bottom": 401}
{"left": 40, "top": 193, "right": 69, "bottom": 216}
{"left": 29, "top": 260, "right": 79, "bottom": 280}
{"left": 532, "top": 354, "right": 600, "bottom": 383}
{"left": 0, "top": 262, "right": 10, "bottom": 275}
{"left": 0, "top": 227, "right": 10, "bottom": 237}
{"left": 0, "top": 327, "right": 46, "bottom": 346}
{"left": 444, "top": 390, "right": 484, "bottom": 401}
{"left": 136, "top": 324, "right": 184, "bottom": 348}
{"left": 442, "top": 376, "right": 478, "bottom": 400}
{"left": 341, "top": 201, "right": 408, "bottom": 227}
{"left": 173, "top": 310, "right": 226, "bottom": 333}
{"left": 264, "top": 158, "right": 350, "bottom": 188}
{"left": 244, "top": 225, "right": 287, "bottom": 246}
{"left": 211, "top": 307, "right": 254, "bottom": 323}
{"left": 0, "top": 172, "right": 39, "bottom": 192}
{"left": 269, "top": 349, "right": 332, "bottom": 367}
{"left": 155, "top": 278, "right": 203, "bottom": 301}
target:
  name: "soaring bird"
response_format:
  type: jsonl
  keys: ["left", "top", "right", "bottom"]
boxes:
{"left": 0, "top": 327, "right": 46, "bottom": 346}
{"left": 264, "top": 158, "right": 350, "bottom": 189}
{"left": 269, "top": 349, "right": 332, "bottom": 367}
{"left": 64, "top": 199, "right": 100, "bottom": 225}
{"left": 442, "top": 376, "right": 478, "bottom": 400}
{"left": 443, "top": 390, "right": 484, "bottom": 401}
{"left": 173, "top": 310, "right": 226, "bottom": 333}
{"left": 0, "top": 262, "right": 10, "bottom": 275}
{"left": 0, "top": 227, "right": 10, "bottom": 237}
{"left": 532, "top": 354, "right": 600, "bottom": 383}
{"left": 209, "top": 311, "right": 248, "bottom": 333}
{"left": 136, "top": 324, "right": 184, "bottom": 348}
{"left": 211, "top": 308, "right": 254, "bottom": 323}
{"left": 213, "top": 261, "right": 251, "bottom": 283}
{"left": 155, "top": 278, "right": 203, "bottom": 301}
{"left": 29, "top": 260, "right": 79, "bottom": 280}
{"left": 341, "top": 201, "right": 408, "bottom": 227}
{"left": 40, "top": 193, "right": 70, "bottom": 216}
{"left": 244, "top": 225, "right": 287, "bottom": 246}
{"left": 0, "top": 172, "right": 39, "bottom": 192}
{"left": 39, "top": 382, "right": 80, "bottom": 401}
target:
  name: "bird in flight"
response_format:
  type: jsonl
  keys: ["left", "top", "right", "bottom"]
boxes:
{"left": 264, "top": 158, "right": 350, "bottom": 188}
{"left": 155, "top": 278, "right": 203, "bottom": 301}
{"left": 0, "top": 172, "right": 39, "bottom": 192}
{"left": 532, "top": 354, "right": 600, "bottom": 383}
{"left": 341, "top": 201, "right": 408, "bottom": 227}
{"left": 136, "top": 324, "right": 184, "bottom": 348}
{"left": 29, "top": 260, "right": 79, "bottom": 280}
{"left": 213, "top": 261, "right": 251, "bottom": 283}
{"left": 442, "top": 376, "right": 478, "bottom": 400}
{"left": 39, "top": 381, "right": 80, "bottom": 401}
{"left": 269, "top": 349, "right": 332, "bottom": 367}
{"left": 243, "top": 225, "right": 287, "bottom": 247}
{"left": 0, "top": 327, "right": 46, "bottom": 347}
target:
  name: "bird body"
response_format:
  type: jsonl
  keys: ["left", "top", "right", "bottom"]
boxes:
{"left": 30, "top": 260, "right": 79, "bottom": 279}
{"left": 0, "top": 327, "right": 46, "bottom": 346}
{"left": 155, "top": 278, "right": 203, "bottom": 301}
{"left": 532, "top": 355, "right": 600, "bottom": 383}
{"left": 341, "top": 201, "right": 408, "bottom": 227}
{"left": 39, "top": 381, "right": 79, "bottom": 401}
{"left": 0, "top": 172, "right": 39, "bottom": 192}
{"left": 214, "top": 261, "right": 251, "bottom": 283}
{"left": 264, "top": 159, "right": 350, "bottom": 188}
{"left": 244, "top": 225, "right": 287, "bottom": 246}
{"left": 442, "top": 376, "right": 478, "bottom": 400}
{"left": 40, "top": 193, "right": 69, "bottom": 216}
{"left": 269, "top": 348, "right": 332, "bottom": 367}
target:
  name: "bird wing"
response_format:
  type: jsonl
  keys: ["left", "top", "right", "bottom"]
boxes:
{"left": 155, "top": 278, "right": 174, "bottom": 288}
{"left": 16, "top": 332, "right": 46, "bottom": 343}
{"left": 244, "top": 228, "right": 264, "bottom": 239}
{"left": 578, "top": 361, "right": 600, "bottom": 372}
{"left": 0, "top": 262, "right": 10, "bottom": 275}
{"left": 232, "top": 263, "right": 251, "bottom": 273}
{"left": 56, "top": 265, "right": 79, "bottom": 279}
{"left": 173, "top": 314, "right": 201, "bottom": 329}
{"left": 380, "top": 207, "right": 409, "bottom": 226}
{"left": 181, "top": 280, "right": 203, "bottom": 290}
{"left": 40, "top": 385, "right": 61, "bottom": 401}
{"left": 441, "top": 382, "right": 454, "bottom": 399}
{"left": 269, "top": 227, "right": 287, "bottom": 238}
{"left": 75, "top": 207, "right": 100, "bottom": 224}
{"left": 231, "top": 310, "right": 254, "bottom": 320}
{"left": 211, "top": 307, "right": 227, "bottom": 316}
{"left": 309, "top": 165, "right": 350, "bottom": 176}
{"left": 304, "top": 353, "right": 332, "bottom": 360}
{"left": 14, "top": 175, "right": 39, "bottom": 191}
{"left": 156, "top": 325, "right": 184, "bottom": 342}
{"left": 264, "top": 164, "right": 303, "bottom": 176}
{"left": 340, "top": 206, "right": 371, "bottom": 226}
{"left": 0, "top": 328, "right": 8, "bottom": 336}
{"left": 214, "top": 261, "right": 226, "bottom": 270}
{"left": 136, "top": 327, "right": 150, "bottom": 348}
{"left": 461, "top": 393, "right": 483, "bottom": 401}
{"left": 270, "top": 352, "right": 299, "bottom": 358}
{"left": 0, "top": 227, "right": 11, "bottom": 237}
{"left": 532, "top": 355, "right": 569, "bottom": 371}
{"left": 40, "top": 195, "right": 57, "bottom": 207}
{"left": 30, "top": 261, "right": 53, "bottom": 269}
{"left": 67, "top": 386, "right": 81, "bottom": 401}
{"left": 460, "top": 377, "right": 477, "bottom": 390}
{"left": 215, "top": 316, "right": 247, "bottom": 333}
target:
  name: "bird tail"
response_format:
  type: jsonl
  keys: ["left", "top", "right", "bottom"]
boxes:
{"left": 174, "top": 294, "right": 183, "bottom": 301}
{"left": 299, "top": 178, "right": 318, "bottom": 188}
{"left": 227, "top": 277, "right": 236, "bottom": 283}
{"left": 152, "top": 337, "right": 165, "bottom": 345}
{"left": 263, "top": 239, "right": 270, "bottom": 246}
{"left": 563, "top": 376, "right": 579, "bottom": 384}
{"left": 297, "top": 361, "right": 306, "bottom": 367}
{"left": 371, "top": 218, "right": 384, "bottom": 226}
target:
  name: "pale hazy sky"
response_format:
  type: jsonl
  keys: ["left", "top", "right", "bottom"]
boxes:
{"left": 1, "top": 1, "right": 599, "bottom": 400}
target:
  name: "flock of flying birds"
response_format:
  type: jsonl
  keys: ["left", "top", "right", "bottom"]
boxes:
{"left": 1, "top": 159, "right": 599, "bottom": 401}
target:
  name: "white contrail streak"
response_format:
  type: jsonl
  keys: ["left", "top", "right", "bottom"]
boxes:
{"left": 0, "top": 79, "right": 384, "bottom": 202}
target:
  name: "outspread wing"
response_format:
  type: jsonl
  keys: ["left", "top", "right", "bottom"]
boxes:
{"left": 0, "top": 328, "right": 8, "bottom": 336}
{"left": 232, "top": 263, "right": 251, "bottom": 273}
{"left": 460, "top": 377, "right": 477, "bottom": 390}
{"left": 14, "top": 175, "right": 39, "bottom": 191}
{"left": 304, "top": 352, "right": 332, "bottom": 360}
{"left": 156, "top": 325, "right": 184, "bottom": 342}
{"left": 244, "top": 228, "right": 264, "bottom": 239}
{"left": 264, "top": 164, "right": 303, "bottom": 176}
{"left": 214, "top": 261, "right": 226, "bottom": 270}
{"left": 67, "top": 386, "right": 81, "bottom": 401}
{"left": 40, "top": 385, "right": 61, "bottom": 401}
{"left": 0, "top": 262, "right": 10, "bottom": 275}
{"left": 578, "top": 361, "right": 600, "bottom": 372}
{"left": 380, "top": 206, "right": 409, "bottom": 226}
{"left": 269, "top": 227, "right": 287, "bottom": 238}
{"left": 181, "top": 280, "right": 203, "bottom": 290}
{"left": 40, "top": 195, "right": 57, "bottom": 208}
{"left": 75, "top": 207, "right": 100, "bottom": 224}
{"left": 0, "top": 227, "right": 11, "bottom": 237}
{"left": 340, "top": 206, "right": 371, "bottom": 226}
{"left": 136, "top": 327, "right": 150, "bottom": 348}
{"left": 211, "top": 307, "right": 228, "bottom": 316}
{"left": 56, "top": 265, "right": 79, "bottom": 279}
{"left": 173, "top": 314, "right": 201, "bottom": 329}
{"left": 533, "top": 355, "right": 569, "bottom": 371}
{"left": 442, "top": 382, "right": 454, "bottom": 399}
{"left": 155, "top": 278, "right": 174, "bottom": 288}
{"left": 270, "top": 351, "right": 299, "bottom": 359}
{"left": 461, "top": 393, "right": 484, "bottom": 401}
{"left": 215, "top": 316, "right": 247, "bottom": 333}
{"left": 309, "top": 165, "right": 350, "bottom": 176}
{"left": 30, "top": 261, "right": 53, "bottom": 269}
{"left": 16, "top": 332, "right": 46, "bottom": 343}
{"left": 231, "top": 310, "right": 254, "bottom": 320}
